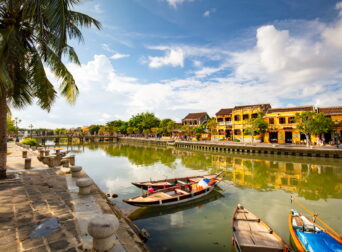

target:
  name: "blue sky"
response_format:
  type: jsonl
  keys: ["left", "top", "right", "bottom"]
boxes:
{"left": 13, "top": 0, "right": 342, "bottom": 128}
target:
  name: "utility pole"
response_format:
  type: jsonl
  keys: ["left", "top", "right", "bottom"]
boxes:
{"left": 29, "top": 124, "right": 34, "bottom": 138}
{"left": 14, "top": 117, "right": 21, "bottom": 142}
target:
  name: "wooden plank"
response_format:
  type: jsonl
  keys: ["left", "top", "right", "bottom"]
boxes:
{"left": 248, "top": 221, "right": 269, "bottom": 233}
{"left": 234, "top": 220, "right": 251, "bottom": 231}
{"left": 251, "top": 232, "right": 283, "bottom": 249}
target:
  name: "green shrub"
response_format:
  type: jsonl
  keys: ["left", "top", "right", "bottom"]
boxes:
{"left": 195, "top": 133, "right": 201, "bottom": 141}
{"left": 21, "top": 138, "right": 39, "bottom": 146}
{"left": 233, "top": 139, "right": 240, "bottom": 142}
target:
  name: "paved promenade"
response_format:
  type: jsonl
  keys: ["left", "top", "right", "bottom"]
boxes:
{"left": 1, "top": 143, "right": 148, "bottom": 252}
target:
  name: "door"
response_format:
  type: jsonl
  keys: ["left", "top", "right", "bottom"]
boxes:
{"left": 285, "top": 131, "right": 292, "bottom": 143}
{"left": 269, "top": 132, "right": 278, "bottom": 143}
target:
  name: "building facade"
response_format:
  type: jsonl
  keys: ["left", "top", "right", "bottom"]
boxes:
{"left": 214, "top": 108, "right": 233, "bottom": 140}
{"left": 231, "top": 104, "right": 271, "bottom": 142}
{"left": 264, "top": 106, "right": 314, "bottom": 144}
{"left": 182, "top": 112, "right": 210, "bottom": 127}
{"left": 317, "top": 106, "right": 342, "bottom": 143}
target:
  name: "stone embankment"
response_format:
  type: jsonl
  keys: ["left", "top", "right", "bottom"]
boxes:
{"left": 118, "top": 137, "right": 342, "bottom": 159}
{"left": 1, "top": 142, "right": 148, "bottom": 252}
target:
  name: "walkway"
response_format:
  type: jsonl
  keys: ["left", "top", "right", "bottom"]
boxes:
{"left": 1, "top": 143, "right": 148, "bottom": 252}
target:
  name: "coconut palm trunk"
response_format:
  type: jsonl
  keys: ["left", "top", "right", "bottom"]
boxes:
{"left": 0, "top": 95, "right": 7, "bottom": 179}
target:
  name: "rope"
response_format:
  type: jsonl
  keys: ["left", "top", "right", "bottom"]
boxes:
{"left": 291, "top": 196, "right": 341, "bottom": 240}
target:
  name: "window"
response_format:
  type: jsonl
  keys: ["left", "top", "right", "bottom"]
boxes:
{"left": 225, "top": 117, "right": 231, "bottom": 122}
{"left": 279, "top": 117, "right": 286, "bottom": 124}
{"left": 251, "top": 113, "right": 258, "bottom": 119}
{"left": 243, "top": 114, "right": 249, "bottom": 120}
{"left": 269, "top": 118, "right": 274, "bottom": 124}
{"left": 234, "top": 129, "right": 241, "bottom": 135}
{"left": 288, "top": 117, "right": 295, "bottom": 124}
{"left": 217, "top": 118, "right": 223, "bottom": 122}
{"left": 234, "top": 115, "right": 240, "bottom": 121}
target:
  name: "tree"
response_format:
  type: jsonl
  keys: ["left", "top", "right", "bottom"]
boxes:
{"left": 0, "top": 0, "right": 101, "bottom": 179}
{"left": 206, "top": 118, "right": 217, "bottom": 137}
{"left": 128, "top": 112, "right": 160, "bottom": 131}
{"left": 89, "top": 125, "right": 101, "bottom": 135}
{"left": 245, "top": 113, "right": 268, "bottom": 143}
{"left": 6, "top": 116, "right": 16, "bottom": 134}
{"left": 127, "top": 127, "right": 134, "bottom": 135}
{"left": 107, "top": 120, "right": 125, "bottom": 128}
{"left": 296, "top": 111, "right": 334, "bottom": 147}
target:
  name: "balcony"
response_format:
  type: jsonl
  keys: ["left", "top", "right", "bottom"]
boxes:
{"left": 218, "top": 121, "right": 232, "bottom": 126}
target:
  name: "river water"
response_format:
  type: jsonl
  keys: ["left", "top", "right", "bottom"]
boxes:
{"left": 65, "top": 142, "right": 342, "bottom": 252}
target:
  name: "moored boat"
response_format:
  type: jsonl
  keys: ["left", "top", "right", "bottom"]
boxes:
{"left": 123, "top": 177, "right": 221, "bottom": 207}
{"left": 132, "top": 172, "right": 221, "bottom": 190}
{"left": 232, "top": 204, "right": 290, "bottom": 252}
{"left": 289, "top": 209, "right": 342, "bottom": 252}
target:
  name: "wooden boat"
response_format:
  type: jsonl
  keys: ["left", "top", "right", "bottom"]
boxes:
{"left": 132, "top": 172, "right": 221, "bottom": 190}
{"left": 123, "top": 177, "right": 221, "bottom": 207}
{"left": 232, "top": 204, "right": 290, "bottom": 252}
{"left": 289, "top": 209, "right": 342, "bottom": 252}
{"left": 128, "top": 189, "right": 224, "bottom": 221}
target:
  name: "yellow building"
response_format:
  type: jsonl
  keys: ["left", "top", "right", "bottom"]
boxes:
{"left": 214, "top": 108, "right": 233, "bottom": 140}
{"left": 317, "top": 106, "right": 342, "bottom": 143}
{"left": 232, "top": 104, "right": 271, "bottom": 142}
{"left": 264, "top": 106, "right": 314, "bottom": 144}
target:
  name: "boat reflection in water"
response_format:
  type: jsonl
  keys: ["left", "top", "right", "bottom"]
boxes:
{"left": 127, "top": 188, "right": 224, "bottom": 221}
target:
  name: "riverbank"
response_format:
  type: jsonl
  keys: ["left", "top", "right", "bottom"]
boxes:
{"left": 118, "top": 137, "right": 342, "bottom": 159}
{"left": 1, "top": 142, "right": 148, "bottom": 252}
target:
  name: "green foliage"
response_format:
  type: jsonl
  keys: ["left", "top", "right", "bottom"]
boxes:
{"left": 0, "top": 0, "right": 101, "bottom": 110}
{"left": 159, "top": 118, "right": 176, "bottom": 135}
{"left": 195, "top": 133, "right": 201, "bottom": 140}
{"left": 21, "top": 138, "right": 39, "bottom": 146}
{"left": 89, "top": 125, "right": 101, "bottom": 135}
{"left": 119, "top": 122, "right": 128, "bottom": 134}
{"left": 6, "top": 117, "right": 17, "bottom": 134}
{"left": 244, "top": 113, "right": 268, "bottom": 141}
{"left": 127, "top": 127, "right": 134, "bottom": 134}
{"left": 128, "top": 112, "right": 160, "bottom": 131}
{"left": 106, "top": 120, "right": 125, "bottom": 128}
{"left": 142, "top": 129, "right": 151, "bottom": 135}
{"left": 54, "top": 128, "right": 67, "bottom": 135}
{"left": 296, "top": 112, "right": 334, "bottom": 136}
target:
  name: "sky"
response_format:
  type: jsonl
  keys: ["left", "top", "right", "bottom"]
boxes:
{"left": 13, "top": 0, "right": 342, "bottom": 128}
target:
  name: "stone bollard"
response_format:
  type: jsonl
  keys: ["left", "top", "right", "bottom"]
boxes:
{"left": 22, "top": 151, "right": 28, "bottom": 158}
{"left": 39, "top": 150, "right": 45, "bottom": 158}
{"left": 88, "top": 214, "right": 119, "bottom": 251}
{"left": 25, "top": 158, "right": 31, "bottom": 169}
{"left": 61, "top": 158, "right": 70, "bottom": 167}
{"left": 45, "top": 150, "right": 50, "bottom": 156}
{"left": 76, "top": 178, "right": 93, "bottom": 195}
{"left": 68, "top": 155, "right": 75, "bottom": 166}
{"left": 70, "top": 166, "right": 82, "bottom": 177}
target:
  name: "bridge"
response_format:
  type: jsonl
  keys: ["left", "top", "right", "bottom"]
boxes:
{"left": 32, "top": 135, "right": 119, "bottom": 145}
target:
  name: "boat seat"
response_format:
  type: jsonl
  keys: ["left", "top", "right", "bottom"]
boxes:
{"left": 175, "top": 189, "right": 189, "bottom": 195}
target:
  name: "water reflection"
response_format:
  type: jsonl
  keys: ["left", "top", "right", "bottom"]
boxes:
{"left": 70, "top": 142, "right": 342, "bottom": 252}
{"left": 92, "top": 143, "right": 342, "bottom": 201}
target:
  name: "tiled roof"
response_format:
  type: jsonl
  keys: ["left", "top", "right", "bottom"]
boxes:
{"left": 268, "top": 106, "right": 314, "bottom": 113}
{"left": 183, "top": 112, "right": 209, "bottom": 120}
{"left": 216, "top": 108, "right": 233, "bottom": 116}
{"left": 234, "top": 104, "right": 271, "bottom": 110}
{"left": 317, "top": 106, "right": 342, "bottom": 115}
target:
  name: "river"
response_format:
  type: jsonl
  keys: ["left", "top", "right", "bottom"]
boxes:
{"left": 65, "top": 142, "right": 342, "bottom": 252}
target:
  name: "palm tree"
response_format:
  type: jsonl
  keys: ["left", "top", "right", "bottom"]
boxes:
{"left": 0, "top": 0, "right": 101, "bottom": 179}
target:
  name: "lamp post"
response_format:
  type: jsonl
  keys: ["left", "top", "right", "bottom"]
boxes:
{"left": 14, "top": 117, "right": 21, "bottom": 142}
{"left": 29, "top": 124, "right": 34, "bottom": 138}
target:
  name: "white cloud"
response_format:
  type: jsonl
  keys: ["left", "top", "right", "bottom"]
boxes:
{"left": 110, "top": 53, "right": 130, "bottom": 60}
{"left": 11, "top": 7, "right": 342, "bottom": 128}
{"left": 165, "top": 0, "right": 193, "bottom": 8}
{"left": 94, "top": 4, "right": 104, "bottom": 14}
{"left": 203, "top": 8, "right": 216, "bottom": 17}
{"left": 101, "top": 43, "right": 114, "bottom": 53}
{"left": 148, "top": 47, "right": 184, "bottom": 68}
